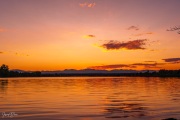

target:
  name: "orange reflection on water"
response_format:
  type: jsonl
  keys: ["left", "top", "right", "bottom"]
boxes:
{"left": 0, "top": 77, "right": 180, "bottom": 120}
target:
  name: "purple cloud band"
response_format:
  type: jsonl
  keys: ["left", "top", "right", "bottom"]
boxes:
{"left": 162, "top": 58, "right": 180, "bottom": 63}
{"left": 88, "top": 62, "right": 164, "bottom": 70}
{"left": 101, "top": 39, "right": 147, "bottom": 50}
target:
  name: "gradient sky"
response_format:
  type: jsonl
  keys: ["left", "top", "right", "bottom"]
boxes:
{"left": 0, "top": 0, "right": 180, "bottom": 70}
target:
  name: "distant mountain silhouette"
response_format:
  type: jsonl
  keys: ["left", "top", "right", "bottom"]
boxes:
{"left": 10, "top": 69, "right": 26, "bottom": 73}
{"left": 36, "top": 69, "right": 155, "bottom": 75}
{"left": 7, "top": 69, "right": 179, "bottom": 77}
{"left": 1, "top": 64, "right": 180, "bottom": 77}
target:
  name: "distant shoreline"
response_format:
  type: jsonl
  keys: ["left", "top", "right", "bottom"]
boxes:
{"left": 1, "top": 74, "right": 180, "bottom": 78}
{"left": 1, "top": 65, "right": 180, "bottom": 78}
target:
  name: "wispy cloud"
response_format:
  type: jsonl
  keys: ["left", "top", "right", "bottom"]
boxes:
{"left": 162, "top": 58, "right": 180, "bottom": 63}
{"left": 132, "top": 63, "right": 165, "bottom": 68}
{"left": 101, "top": 39, "right": 147, "bottom": 50}
{"left": 127, "top": 26, "right": 139, "bottom": 31}
{"left": 79, "top": 2, "right": 96, "bottom": 8}
{"left": 87, "top": 3, "right": 96, "bottom": 8}
{"left": 0, "top": 51, "right": 29, "bottom": 56}
{"left": 133, "top": 32, "right": 153, "bottom": 36}
{"left": 14, "top": 52, "right": 29, "bottom": 57}
{"left": 88, "top": 62, "right": 164, "bottom": 70}
{"left": 83, "top": 34, "right": 95, "bottom": 38}
{"left": 88, "top": 64, "right": 135, "bottom": 70}
{"left": 167, "top": 26, "right": 180, "bottom": 34}
{"left": 144, "top": 61, "right": 156, "bottom": 62}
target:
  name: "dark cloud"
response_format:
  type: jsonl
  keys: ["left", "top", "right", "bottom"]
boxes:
{"left": 162, "top": 58, "right": 180, "bottom": 63}
{"left": 101, "top": 39, "right": 147, "bottom": 50}
{"left": 167, "top": 26, "right": 180, "bottom": 31}
{"left": 132, "top": 63, "right": 156, "bottom": 67}
{"left": 127, "top": 26, "right": 139, "bottom": 30}
{"left": 0, "top": 51, "right": 4, "bottom": 54}
{"left": 87, "top": 35, "right": 95, "bottom": 37}
{"left": 132, "top": 63, "right": 165, "bottom": 67}
{"left": 88, "top": 62, "right": 164, "bottom": 70}
{"left": 167, "top": 26, "right": 180, "bottom": 34}
{"left": 88, "top": 64, "right": 135, "bottom": 70}
{"left": 83, "top": 34, "right": 95, "bottom": 38}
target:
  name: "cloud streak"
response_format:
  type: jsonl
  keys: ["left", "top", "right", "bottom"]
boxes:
{"left": 88, "top": 62, "right": 164, "bottom": 70}
{"left": 144, "top": 61, "right": 156, "bottom": 63}
{"left": 132, "top": 63, "right": 165, "bottom": 68}
{"left": 127, "top": 26, "right": 139, "bottom": 30}
{"left": 162, "top": 58, "right": 180, "bottom": 63}
{"left": 0, "top": 51, "right": 29, "bottom": 56}
{"left": 133, "top": 32, "right": 153, "bottom": 36}
{"left": 79, "top": 2, "right": 96, "bottom": 8}
{"left": 89, "top": 64, "right": 135, "bottom": 70}
{"left": 83, "top": 34, "right": 95, "bottom": 38}
{"left": 101, "top": 39, "right": 147, "bottom": 50}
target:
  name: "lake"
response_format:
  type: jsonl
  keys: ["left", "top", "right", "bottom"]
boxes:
{"left": 0, "top": 77, "right": 180, "bottom": 120}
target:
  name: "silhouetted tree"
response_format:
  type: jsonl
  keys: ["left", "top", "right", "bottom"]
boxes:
{"left": 0, "top": 64, "right": 9, "bottom": 77}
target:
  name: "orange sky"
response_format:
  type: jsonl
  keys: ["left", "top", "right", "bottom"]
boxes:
{"left": 0, "top": 0, "right": 180, "bottom": 70}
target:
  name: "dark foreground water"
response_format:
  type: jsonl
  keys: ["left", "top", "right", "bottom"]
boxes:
{"left": 0, "top": 77, "right": 180, "bottom": 120}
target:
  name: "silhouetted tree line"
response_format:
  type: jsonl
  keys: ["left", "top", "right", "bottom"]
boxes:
{"left": 0, "top": 64, "right": 41, "bottom": 77}
{"left": 0, "top": 64, "right": 180, "bottom": 77}
{"left": 134, "top": 70, "right": 180, "bottom": 77}
{"left": 9, "top": 71, "right": 42, "bottom": 77}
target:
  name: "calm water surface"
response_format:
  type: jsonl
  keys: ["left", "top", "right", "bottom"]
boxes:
{"left": 0, "top": 77, "right": 180, "bottom": 120}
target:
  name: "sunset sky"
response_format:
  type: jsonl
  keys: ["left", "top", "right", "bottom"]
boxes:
{"left": 0, "top": 0, "right": 180, "bottom": 70}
